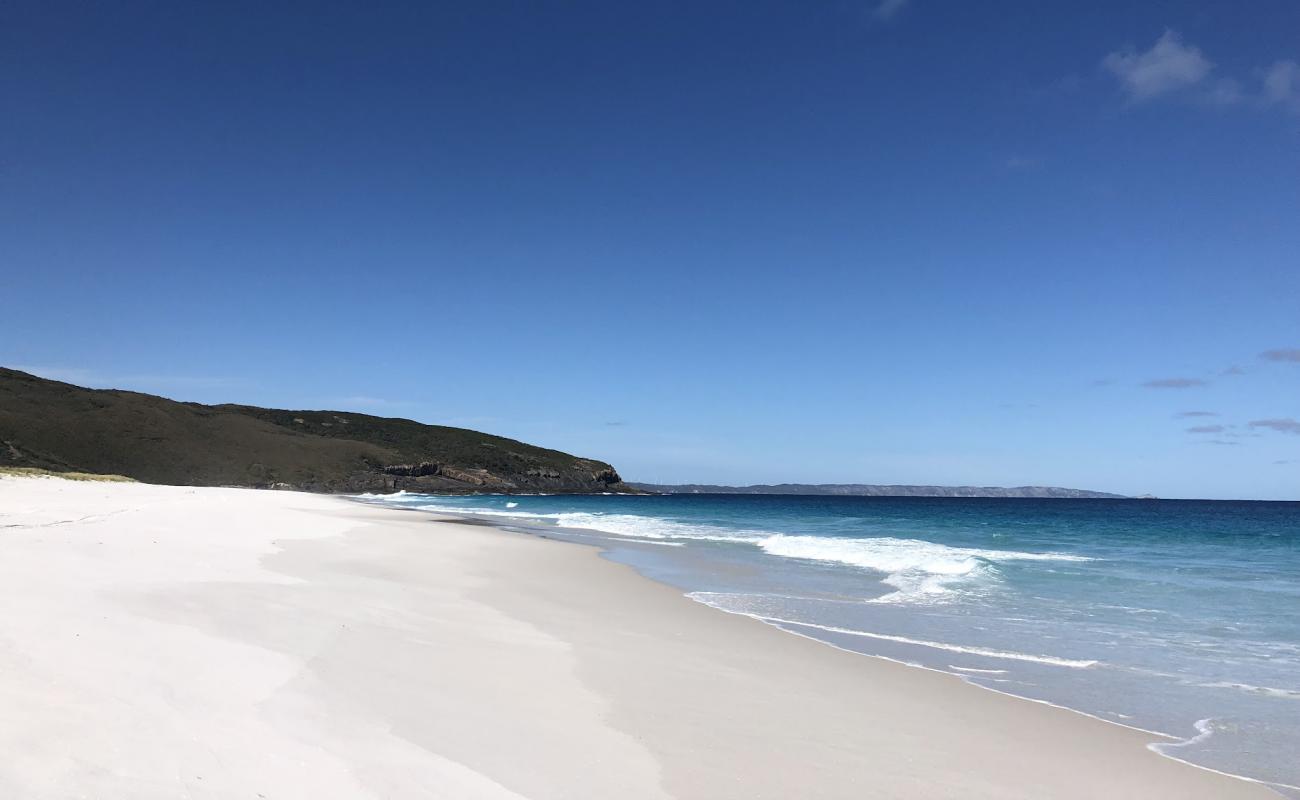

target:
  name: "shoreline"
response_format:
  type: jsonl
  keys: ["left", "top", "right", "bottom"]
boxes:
{"left": 409, "top": 505, "right": 1298, "bottom": 795}
{"left": 0, "top": 477, "right": 1282, "bottom": 798}
{"left": 729, "top": 611, "right": 1293, "bottom": 793}
{"left": 423, "top": 504, "right": 1288, "bottom": 797}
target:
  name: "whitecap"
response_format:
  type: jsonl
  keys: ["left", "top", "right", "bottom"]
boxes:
{"left": 754, "top": 534, "right": 1091, "bottom": 604}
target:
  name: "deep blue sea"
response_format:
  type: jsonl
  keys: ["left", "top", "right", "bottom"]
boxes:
{"left": 356, "top": 492, "right": 1300, "bottom": 793}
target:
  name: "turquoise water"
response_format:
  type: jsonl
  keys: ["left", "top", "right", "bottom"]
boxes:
{"left": 357, "top": 492, "right": 1300, "bottom": 792}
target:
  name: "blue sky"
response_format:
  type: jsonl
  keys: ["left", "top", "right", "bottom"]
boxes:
{"left": 3, "top": 1, "right": 1298, "bottom": 499}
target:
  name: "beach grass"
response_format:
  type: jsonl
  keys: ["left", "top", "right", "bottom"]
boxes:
{"left": 0, "top": 466, "right": 136, "bottom": 483}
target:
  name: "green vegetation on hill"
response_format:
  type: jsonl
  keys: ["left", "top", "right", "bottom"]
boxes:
{"left": 0, "top": 368, "right": 629, "bottom": 494}
{"left": 0, "top": 466, "right": 136, "bottom": 482}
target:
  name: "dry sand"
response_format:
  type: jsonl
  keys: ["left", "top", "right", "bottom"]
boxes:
{"left": 0, "top": 477, "right": 1278, "bottom": 798}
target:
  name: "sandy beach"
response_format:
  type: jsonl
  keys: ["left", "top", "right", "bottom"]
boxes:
{"left": 0, "top": 476, "right": 1277, "bottom": 799}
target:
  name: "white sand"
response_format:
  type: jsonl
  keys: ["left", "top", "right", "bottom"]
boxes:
{"left": 0, "top": 477, "right": 1277, "bottom": 799}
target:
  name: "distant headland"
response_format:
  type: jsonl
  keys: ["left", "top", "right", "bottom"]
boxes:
{"left": 0, "top": 368, "right": 630, "bottom": 494}
{"left": 1, "top": 367, "right": 1134, "bottom": 499}
{"left": 630, "top": 483, "right": 1129, "bottom": 499}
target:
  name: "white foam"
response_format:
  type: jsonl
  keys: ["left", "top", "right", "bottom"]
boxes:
{"left": 551, "top": 512, "right": 767, "bottom": 543}
{"left": 768, "top": 617, "right": 1100, "bottom": 668}
{"left": 364, "top": 498, "right": 1091, "bottom": 604}
{"left": 548, "top": 529, "right": 686, "bottom": 548}
{"left": 353, "top": 490, "right": 431, "bottom": 502}
{"left": 399, "top": 503, "right": 770, "bottom": 544}
{"left": 1148, "top": 719, "right": 1300, "bottom": 792}
{"left": 1152, "top": 718, "right": 1217, "bottom": 752}
{"left": 754, "top": 534, "right": 1090, "bottom": 604}
{"left": 1198, "top": 681, "right": 1300, "bottom": 700}
{"left": 757, "top": 533, "right": 1090, "bottom": 570}
{"left": 685, "top": 594, "right": 1100, "bottom": 668}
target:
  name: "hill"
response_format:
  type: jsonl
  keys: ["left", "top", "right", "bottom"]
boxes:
{"left": 629, "top": 482, "right": 1127, "bottom": 499}
{"left": 0, "top": 368, "right": 630, "bottom": 494}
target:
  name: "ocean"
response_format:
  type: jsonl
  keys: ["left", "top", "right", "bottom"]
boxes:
{"left": 354, "top": 492, "right": 1300, "bottom": 793}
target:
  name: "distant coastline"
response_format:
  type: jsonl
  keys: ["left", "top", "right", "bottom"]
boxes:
{"left": 630, "top": 482, "right": 1130, "bottom": 499}
{"left": 3, "top": 367, "right": 1136, "bottom": 499}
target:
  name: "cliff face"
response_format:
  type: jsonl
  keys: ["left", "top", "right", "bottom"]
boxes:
{"left": 0, "top": 368, "right": 631, "bottom": 494}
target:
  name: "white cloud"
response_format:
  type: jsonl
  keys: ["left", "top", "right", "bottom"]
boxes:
{"left": 1261, "top": 348, "right": 1300, "bottom": 363}
{"left": 1204, "top": 77, "right": 1244, "bottom": 107}
{"left": 1102, "top": 31, "right": 1212, "bottom": 101}
{"left": 1261, "top": 60, "right": 1300, "bottom": 110}
{"left": 1251, "top": 418, "right": 1300, "bottom": 436}
{"left": 1142, "top": 377, "right": 1210, "bottom": 389}
{"left": 1101, "top": 32, "right": 1300, "bottom": 113}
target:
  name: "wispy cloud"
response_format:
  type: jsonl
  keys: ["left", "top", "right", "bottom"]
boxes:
{"left": 1260, "top": 348, "right": 1300, "bottom": 363}
{"left": 1176, "top": 410, "right": 1218, "bottom": 418}
{"left": 1249, "top": 418, "right": 1300, "bottom": 435}
{"left": 1206, "top": 440, "right": 1241, "bottom": 446}
{"left": 1102, "top": 32, "right": 1300, "bottom": 113}
{"left": 605, "top": 420, "right": 629, "bottom": 427}
{"left": 1186, "top": 425, "right": 1225, "bottom": 434}
{"left": 873, "top": 0, "right": 910, "bottom": 20}
{"left": 1102, "top": 31, "right": 1212, "bottom": 102}
{"left": 1204, "top": 77, "right": 1245, "bottom": 107}
{"left": 1262, "top": 60, "right": 1300, "bottom": 112}
{"left": 1221, "top": 365, "right": 1246, "bottom": 376}
{"left": 1142, "top": 377, "right": 1209, "bottom": 389}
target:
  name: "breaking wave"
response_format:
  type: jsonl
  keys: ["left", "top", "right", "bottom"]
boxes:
{"left": 755, "top": 534, "right": 1091, "bottom": 603}
{"left": 354, "top": 497, "right": 1090, "bottom": 604}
